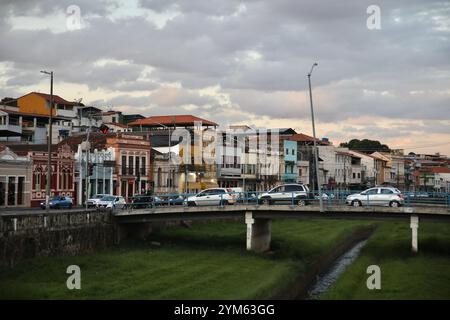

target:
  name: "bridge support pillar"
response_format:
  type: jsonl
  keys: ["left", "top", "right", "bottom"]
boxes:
{"left": 410, "top": 215, "right": 419, "bottom": 253}
{"left": 245, "top": 212, "right": 271, "bottom": 252}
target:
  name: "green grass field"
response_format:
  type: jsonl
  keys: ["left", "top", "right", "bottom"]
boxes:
{"left": 1, "top": 219, "right": 449, "bottom": 299}
{"left": 322, "top": 221, "right": 450, "bottom": 300}
{"left": 0, "top": 219, "right": 373, "bottom": 300}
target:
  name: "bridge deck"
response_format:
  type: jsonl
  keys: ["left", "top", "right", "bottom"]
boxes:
{"left": 114, "top": 205, "right": 450, "bottom": 223}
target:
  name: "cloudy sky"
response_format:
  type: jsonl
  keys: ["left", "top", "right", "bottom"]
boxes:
{"left": 1, "top": 0, "right": 449, "bottom": 154}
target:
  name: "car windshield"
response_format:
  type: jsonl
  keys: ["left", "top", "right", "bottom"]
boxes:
{"left": 94, "top": 195, "right": 105, "bottom": 199}
{"left": 101, "top": 196, "right": 115, "bottom": 201}
{"left": 270, "top": 186, "right": 283, "bottom": 193}
{"left": 50, "top": 197, "right": 60, "bottom": 201}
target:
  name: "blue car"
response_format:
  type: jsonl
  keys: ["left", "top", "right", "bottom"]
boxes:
{"left": 40, "top": 196, "right": 73, "bottom": 209}
{"left": 154, "top": 195, "right": 186, "bottom": 206}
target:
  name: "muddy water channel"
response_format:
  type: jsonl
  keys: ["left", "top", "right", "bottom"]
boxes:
{"left": 306, "top": 239, "right": 368, "bottom": 299}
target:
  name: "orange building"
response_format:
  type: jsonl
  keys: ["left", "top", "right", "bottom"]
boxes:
{"left": 17, "top": 92, "right": 77, "bottom": 118}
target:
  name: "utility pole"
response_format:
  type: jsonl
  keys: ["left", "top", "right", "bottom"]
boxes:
{"left": 307, "top": 62, "right": 324, "bottom": 212}
{"left": 85, "top": 113, "right": 92, "bottom": 210}
{"left": 41, "top": 70, "right": 53, "bottom": 212}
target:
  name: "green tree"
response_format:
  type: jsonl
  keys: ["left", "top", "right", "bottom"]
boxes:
{"left": 339, "top": 139, "right": 390, "bottom": 153}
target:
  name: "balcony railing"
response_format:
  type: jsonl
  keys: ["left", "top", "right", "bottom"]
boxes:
{"left": 55, "top": 108, "right": 77, "bottom": 118}
{"left": 0, "top": 123, "right": 21, "bottom": 134}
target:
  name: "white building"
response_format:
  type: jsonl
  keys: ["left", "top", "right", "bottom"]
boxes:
{"left": 75, "top": 144, "right": 115, "bottom": 205}
{"left": 318, "top": 145, "right": 363, "bottom": 188}
{"left": 347, "top": 150, "right": 376, "bottom": 186}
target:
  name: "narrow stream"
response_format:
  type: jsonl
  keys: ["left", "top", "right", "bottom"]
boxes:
{"left": 306, "top": 239, "right": 368, "bottom": 299}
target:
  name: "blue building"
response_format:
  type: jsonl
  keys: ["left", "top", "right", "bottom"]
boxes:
{"left": 283, "top": 140, "right": 298, "bottom": 182}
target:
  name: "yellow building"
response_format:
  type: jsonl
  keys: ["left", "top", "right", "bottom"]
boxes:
{"left": 17, "top": 92, "right": 77, "bottom": 118}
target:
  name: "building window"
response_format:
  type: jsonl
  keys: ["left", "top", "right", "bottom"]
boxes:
{"left": 141, "top": 156, "right": 146, "bottom": 175}
{"left": 157, "top": 168, "right": 162, "bottom": 187}
{"left": 122, "top": 155, "right": 127, "bottom": 174}
{"left": 135, "top": 157, "right": 140, "bottom": 177}
{"left": 17, "top": 177, "right": 24, "bottom": 205}
{"left": 65, "top": 170, "right": 70, "bottom": 189}
{"left": 8, "top": 177, "right": 15, "bottom": 206}
{"left": 129, "top": 156, "right": 134, "bottom": 175}
{"left": 34, "top": 169, "right": 43, "bottom": 191}
{"left": 121, "top": 181, "right": 127, "bottom": 197}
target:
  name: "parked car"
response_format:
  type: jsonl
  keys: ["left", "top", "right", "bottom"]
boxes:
{"left": 259, "top": 184, "right": 311, "bottom": 206}
{"left": 130, "top": 194, "right": 159, "bottom": 209}
{"left": 155, "top": 195, "right": 185, "bottom": 206}
{"left": 236, "top": 192, "right": 258, "bottom": 204}
{"left": 346, "top": 187, "right": 404, "bottom": 207}
{"left": 314, "top": 192, "right": 335, "bottom": 200}
{"left": 86, "top": 194, "right": 110, "bottom": 208}
{"left": 40, "top": 196, "right": 73, "bottom": 209}
{"left": 96, "top": 195, "right": 127, "bottom": 209}
{"left": 186, "top": 188, "right": 238, "bottom": 206}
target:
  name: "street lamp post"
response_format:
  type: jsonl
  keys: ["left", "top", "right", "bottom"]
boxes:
{"left": 40, "top": 70, "right": 53, "bottom": 212}
{"left": 85, "top": 112, "right": 92, "bottom": 210}
{"left": 307, "top": 63, "right": 324, "bottom": 212}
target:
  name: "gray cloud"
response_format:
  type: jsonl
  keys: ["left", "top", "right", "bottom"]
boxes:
{"left": 0, "top": 0, "right": 449, "bottom": 149}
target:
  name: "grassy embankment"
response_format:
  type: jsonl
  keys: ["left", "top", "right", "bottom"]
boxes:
{"left": 0, "top": 219, "right": 373, "bottom": 299}
{"left": 1, "top": 219, "right": 449, "bottom": 299}
{"left": 322, "top": 221, "right": 450, "bottom": 300}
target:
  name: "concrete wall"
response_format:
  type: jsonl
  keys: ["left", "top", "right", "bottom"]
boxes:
{"left": 0, "top": 211, "right": 115, "bottom": 268}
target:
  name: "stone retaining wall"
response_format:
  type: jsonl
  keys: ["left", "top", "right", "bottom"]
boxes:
{"left": 0, "top": 211, "right": 115, "bottom": 268}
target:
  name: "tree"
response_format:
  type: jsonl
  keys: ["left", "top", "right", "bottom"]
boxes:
{"left": 340, "top": 139, "right": 390, "bottom": 153}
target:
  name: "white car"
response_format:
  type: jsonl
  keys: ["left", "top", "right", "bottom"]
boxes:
{"left": 259, "top": 184, "right": 311, "bottom": 206}
{"left": 96, "top": 195, "right": 127, "bottom": 209}
{"left": 346, "top": 187, "right": 404, "bottom": 207}
{"left": 186, "top": 188, "right": 238, "bottom": 206}
{"left": 86, "top": 194, "right": 110, "bottom": 208}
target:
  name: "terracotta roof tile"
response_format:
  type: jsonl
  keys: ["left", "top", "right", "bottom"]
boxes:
{"left": 128, "top": 115, "right": 218, "bottom": 127}
{"left": 288, "top": 133, "right": 329, "bottom": 145}
{"left": 104, "top": 122, "right": 129, "bottom": 128}
{"left": 25, "top": 92, "right": 77, "bottom": 105}
{"left": 423, "top": 167, "right": 450, "bottom": 174}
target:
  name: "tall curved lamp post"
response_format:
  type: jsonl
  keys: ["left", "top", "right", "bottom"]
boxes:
{"left": 307, "top": 63, "right": 324, "bottom": 212}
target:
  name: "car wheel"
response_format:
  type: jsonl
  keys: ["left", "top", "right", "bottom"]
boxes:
{"left": 188, "top": 201, "right": 196, "bottom": 207}
{"left": 261, "top": 198, "right": 271, "bottom": 205}
{"left": 352, "top": 200, "right": 361, "bottom": 207}
{"left": 220, "top": 200, "right": 229, "bottom": 206}
{"left": 68, "top": 204, "right": 72, "bottom": 209}
{"left": 389, "top": 201, "right": 400, "bottom": 208}
{"left": 296, "top": 198, "right": 306, "bottom": 206}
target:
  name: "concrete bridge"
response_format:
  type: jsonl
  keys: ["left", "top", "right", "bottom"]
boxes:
{"left": 114, "top": 205, "right": 450, "bottom": 252}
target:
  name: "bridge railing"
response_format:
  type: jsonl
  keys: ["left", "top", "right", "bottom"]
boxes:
{"left": 123, "top": 189, "right": 450, "bottom": 210}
